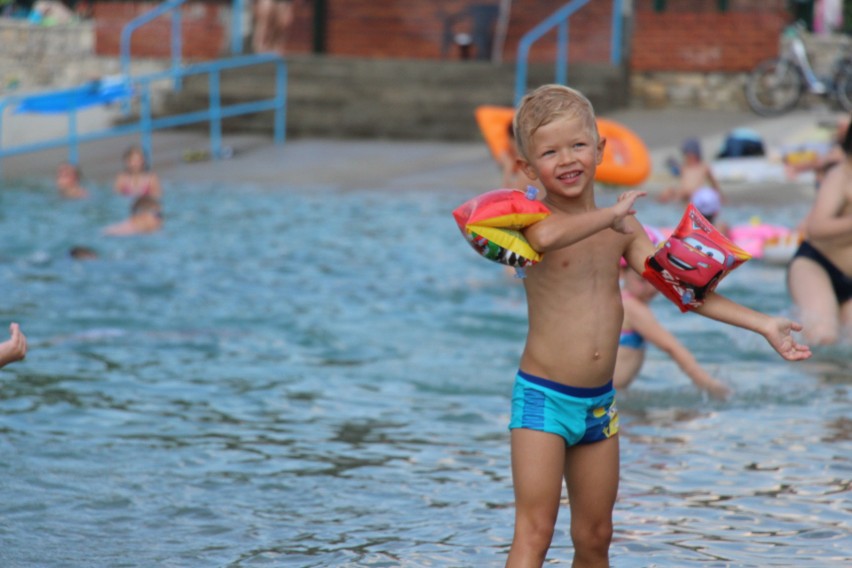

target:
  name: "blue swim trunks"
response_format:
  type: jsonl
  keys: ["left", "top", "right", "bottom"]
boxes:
{"left": 509, "top": 370, "right": 619, "bottom": 446}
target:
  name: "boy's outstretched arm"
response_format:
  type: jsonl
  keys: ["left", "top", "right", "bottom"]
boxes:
{"left": 694, "top": 294, "right": 812, "bottom": 361}
{"left": 524, "top": 190, "right": 646, "bottom": 253}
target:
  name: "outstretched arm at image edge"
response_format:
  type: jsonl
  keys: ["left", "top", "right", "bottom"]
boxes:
{"left": 694, "top": 293, "right": 812, "bottom": 361}
{"left": 0, "top": 323, "right": 27, "bottom": 368}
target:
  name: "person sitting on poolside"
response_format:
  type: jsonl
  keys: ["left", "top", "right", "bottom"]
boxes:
{"left": 615, "top": 264, "right": 731, "bottom": 400}
{"left": 103, "top": 196, "right": 163, "bottom": 236}
{"left": 785, "top": 116, "right": 849, "bottom": 189}
{"left": 55, "top": 162, "right": 89, "bottom": 199}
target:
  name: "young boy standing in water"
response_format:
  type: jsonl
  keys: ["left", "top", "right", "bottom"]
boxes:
{"left": 506, "top": 84, "right": 811, "bottom": 567}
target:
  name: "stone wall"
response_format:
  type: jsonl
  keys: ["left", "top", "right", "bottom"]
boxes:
{"left": 630, "top": 31, "right": 852, "bottom": 111}
{"left": 0, "top": 18, "right": 167, "bottom": 94}
{"left": 0, "top": 19, "right": 98, "bottom": 92}
{"left": 0, "top": 18, "right": 171, "bottom": 149}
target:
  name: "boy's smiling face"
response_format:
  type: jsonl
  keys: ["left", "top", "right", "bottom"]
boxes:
{"left": 520, "top": 114, "right": 605, "bottom": 201}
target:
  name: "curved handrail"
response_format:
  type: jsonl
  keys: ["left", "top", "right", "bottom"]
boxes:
{"left": 120, "top": 0, "right": 186, "bottom": 84}
{"left": 514, "top": 0, "right": 623, "bottom": 105}
{"left": 0, "top": 54, "right": 287, "bottom": 176}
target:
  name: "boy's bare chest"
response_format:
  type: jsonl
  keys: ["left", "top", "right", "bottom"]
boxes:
{"left": 547, "top": 232, "right": 622, "bottom": 271}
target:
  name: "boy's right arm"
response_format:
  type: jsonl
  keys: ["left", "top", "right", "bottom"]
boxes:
{"left": 694, "top": 293, "right": 811, "bottom": 361}
{"left": 524, "top": 190, "right": 645, "bottom": 253}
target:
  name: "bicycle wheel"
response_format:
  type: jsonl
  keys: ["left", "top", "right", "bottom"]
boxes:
{"left": 745, "top": 58, "right": 805, "bottom": 116}
{"left": 834, "top": 59, "right": 852, "bottom": 112}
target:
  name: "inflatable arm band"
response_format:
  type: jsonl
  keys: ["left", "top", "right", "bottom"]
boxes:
{"left": 453, "top": 188, "right": 550, "bottom": 268}
{"left": 643, "top": 204, "right": 751, "bottom": 312}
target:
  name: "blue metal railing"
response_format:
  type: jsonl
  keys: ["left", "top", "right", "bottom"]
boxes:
{"left": 514, "top": 0, "right": 623, "bottom": 105}
{"left": 0, "top": 54, "right": 287, "bottom": 177}
{"left": 120, "top": 0, "right": 185, "bottom": 98}
{"left": 119, "top": 0, "right": 247, "bottom": 113}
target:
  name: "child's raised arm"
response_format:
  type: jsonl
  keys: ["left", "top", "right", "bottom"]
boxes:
{"left": 694, "top": 293, "right": 811, "bottom": 361}
{"left": 524, "top": 190, "right": 646, "bottom": 253}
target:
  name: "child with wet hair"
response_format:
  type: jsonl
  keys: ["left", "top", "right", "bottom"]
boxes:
{"left": 103, "top": 195, "right": 163, "bottom": 236}
{"left": 55, "top": 162, "right": 89, "bottom": 199}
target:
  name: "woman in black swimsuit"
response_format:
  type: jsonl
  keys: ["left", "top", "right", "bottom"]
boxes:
{"left": 787, "top": 114, "right": 852, "bottom": 345}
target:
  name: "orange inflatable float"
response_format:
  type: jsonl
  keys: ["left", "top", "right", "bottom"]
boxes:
{"left": 474, "top": 105, "right": 652, "bottom": 187}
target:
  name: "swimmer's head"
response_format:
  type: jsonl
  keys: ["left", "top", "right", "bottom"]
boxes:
{"left": 56, "top": 162, "right": 81, "bottom": 186}
{"left": 131, "top": 195, "right": 161, "bottom": 216}
{"left": 123, "top": 145, "right": 149, "bottom": 172}
{"left": 681, "top": 138, "right": 702, "bottom": 160}
{"left": 69, "top": 246, "right": 98, "bottom": 260}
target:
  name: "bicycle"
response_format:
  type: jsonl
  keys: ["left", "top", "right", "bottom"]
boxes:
{"left": 745, "top": 23, "right": 852, "bottom": 116}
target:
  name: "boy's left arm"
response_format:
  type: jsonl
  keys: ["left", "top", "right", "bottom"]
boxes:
{"left": 694, "top": 293, "right": 811, "bottom": 361}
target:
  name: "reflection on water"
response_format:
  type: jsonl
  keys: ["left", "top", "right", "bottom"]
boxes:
{"left": 0, "top": 182, "right": 849, "bottom": 566}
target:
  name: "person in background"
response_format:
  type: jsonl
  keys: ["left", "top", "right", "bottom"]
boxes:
{"left": 787, "top": 112, "right": 852, "bottom": 346}
{"left": 657, "top": 138, "right": 726, "bottom": 230}
{"left": 0, "top": 323, "right": 27, "bottom": 368}
{"left": 69, "top": 246, "right": 98, "bottom": 260}
{"left": 55, "top": 162, "right": 89, "bottom": 199}
{"left": 113, "top": 145, "right": 162, "bottom": 201}
{"left": 252, "top": 0, "right": 295, "bottom": 55}
{"left": 615, "top": 262, "right": 731, "bottom": 400}
{"left": 785, "top": 116, "right": 849, "bottom": 189}
{"left": 103, "top": 195, "right": 163, "bottom": 236}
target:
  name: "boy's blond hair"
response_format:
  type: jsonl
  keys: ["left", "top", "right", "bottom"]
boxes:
{"left": 513, "top": 84, "right": 599, "bottom": 161}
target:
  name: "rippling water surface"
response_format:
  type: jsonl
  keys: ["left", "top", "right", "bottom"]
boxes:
{"left": 0, "top": 181, "right": 849, "bottom": 567}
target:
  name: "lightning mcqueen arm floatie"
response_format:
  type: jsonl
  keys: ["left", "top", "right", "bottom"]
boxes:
{"left": 643, "top": 204, "right": 752, "bottom": 312}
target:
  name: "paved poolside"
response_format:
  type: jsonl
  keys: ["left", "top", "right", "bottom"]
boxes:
{"left": 1, "top": 106, "right": 842, "bottom": 203}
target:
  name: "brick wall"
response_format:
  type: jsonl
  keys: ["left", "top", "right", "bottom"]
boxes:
{"left": 93, "top": 0, "right": 616, "bottom": 64}
{"left": 312, "top": 0, "right": 614, "bottom": 63}
{"left": 93, "top": 1, "right": 229, "bottom": 58}
{"left": 630, "top": 0, "right": 791, "bottom": 72}
{"left": 92, "top": 0, "right": 792, "bottom": 74}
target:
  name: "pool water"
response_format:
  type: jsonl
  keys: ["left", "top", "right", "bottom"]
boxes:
{"left": 0, "top": 180, "right": 849, "bottom": 567}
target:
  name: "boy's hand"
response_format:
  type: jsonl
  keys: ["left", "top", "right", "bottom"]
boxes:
{"left": 764, "top": 317, "right": 812, "bottom": 361}
{"left": 610, "top": 190, "right": 646, "bottom": 234}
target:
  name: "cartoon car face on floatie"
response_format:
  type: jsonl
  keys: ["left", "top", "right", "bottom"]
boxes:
{"left": 648, "top": 231, "right": 735, "bottom": 302}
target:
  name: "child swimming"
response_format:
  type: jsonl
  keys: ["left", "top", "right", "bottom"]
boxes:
{"left": 103, "top": 195, "right": 163, "bottom": 236}
{"left": 113, "top": 145, "right": 163, "bottom": 200}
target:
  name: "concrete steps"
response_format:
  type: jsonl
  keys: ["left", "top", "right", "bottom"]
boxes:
{"left": 159, "top": 55, "right": 629, "bottom": 141}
